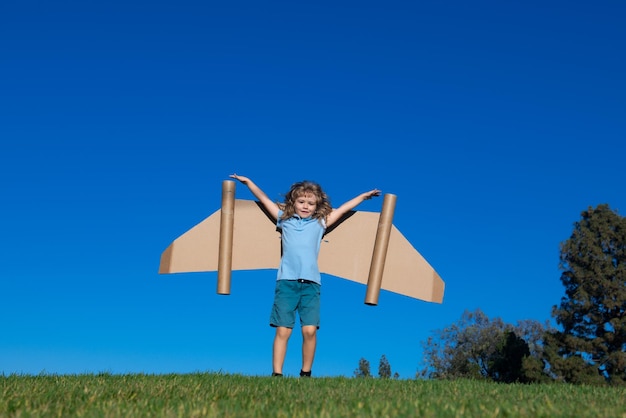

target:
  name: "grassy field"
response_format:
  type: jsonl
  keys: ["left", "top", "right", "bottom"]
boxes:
{"left": 1, "top": 373, "right": 625, "bottom": 417}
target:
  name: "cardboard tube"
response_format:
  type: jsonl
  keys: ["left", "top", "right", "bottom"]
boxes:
{"left": 217, "top": 180, "right": 236, "bottom": 295}
{"left": 364, "top": 193, "right": 397, "bottom": 305}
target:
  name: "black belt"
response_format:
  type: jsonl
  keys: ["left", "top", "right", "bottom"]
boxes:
{"left": 297, "top": 279, "right": 316, "bottom": 284}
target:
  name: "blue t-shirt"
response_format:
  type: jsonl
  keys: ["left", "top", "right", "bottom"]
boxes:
{"left": 276, "top": 210, "right": 326, "bottom": 284}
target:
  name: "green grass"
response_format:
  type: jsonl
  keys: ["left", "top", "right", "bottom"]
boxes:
{"left": 1, "top": 373, "right": 625, "bottom": 417}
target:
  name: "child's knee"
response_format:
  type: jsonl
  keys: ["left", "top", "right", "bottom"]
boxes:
{"left": 301, "top": 325, "right": 317, "bottom": 339}
{"left": 275, "top": 326, "right": 292, "bottom": 340}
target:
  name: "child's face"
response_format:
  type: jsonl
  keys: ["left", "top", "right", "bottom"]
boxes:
{"left": 294, "top": 192, "right": 318, "bottom": 218}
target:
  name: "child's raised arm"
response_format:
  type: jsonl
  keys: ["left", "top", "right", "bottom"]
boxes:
{"left": 229, "top": 174, "right": 280, "bottom": 220}
{"left": 326, "top": 189, "right": 381, "bottom": 228}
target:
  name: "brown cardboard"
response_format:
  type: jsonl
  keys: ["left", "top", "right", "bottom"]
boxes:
{"left": 159, "top": 199, "right": 280, "bottom": 274}
{"left": 160, "top": 195, "right": 444, "bottom": 304}
{"left": 318, "top": 210, "right": 444, "bottom": 303}
{"left": 364, "top": 193, "right": 396, "bottom": 305}
{"left": 217, "top": 180, "right": 236, "bottom": 295}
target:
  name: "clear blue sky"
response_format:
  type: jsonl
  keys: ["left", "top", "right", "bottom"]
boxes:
{"left": 1, "top": 0, "right": 624, "bottom": 379}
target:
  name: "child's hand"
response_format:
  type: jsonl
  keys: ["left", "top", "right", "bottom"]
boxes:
{"left": 364, "top": 189, "right": 381, "bottom": 200}
{"left": 229, "top": 174, "right": 249, "bottom": 184}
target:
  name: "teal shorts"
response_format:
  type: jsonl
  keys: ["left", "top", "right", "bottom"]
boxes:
{"left": 269, "top": 279, "right": 321, "bottom": 329}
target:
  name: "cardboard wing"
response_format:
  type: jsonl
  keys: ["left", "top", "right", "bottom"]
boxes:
{"left": 159, "top": 199, "right": 445, "bottom": 304}
{"left": 318, "top": 210, "right": 444, "bottom": 304}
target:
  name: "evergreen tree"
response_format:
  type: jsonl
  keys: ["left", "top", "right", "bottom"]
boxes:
{"left": 490, "top": 330, "right": 530, "bottom": 383}
{"left": 548, "top": 204, "right": 626, "bottom": 385}
{"left": 354, "top": 358, "right": 371, "bottom": 378}
{"left": 378, "top": 354, "right": 392, "bottom": 379}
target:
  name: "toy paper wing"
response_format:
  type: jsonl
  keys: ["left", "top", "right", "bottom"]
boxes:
{"left": 159, "top": 182, "right": 444, "bottom": 304}
{"left": 318, "top": 211, "right": 444, "bottom": 304}
{"left": 160, "top": 199, "right": 281, "bottom": 275}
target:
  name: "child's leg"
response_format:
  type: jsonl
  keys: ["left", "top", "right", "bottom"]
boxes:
{"left": 272, "top": 326, "right": 292, "bottom": 375}
{"left": 269, "top": 280, "right": 298, "bottom": 375}
{"left": 301, "top": 325, "right": 317, "bottom": 373}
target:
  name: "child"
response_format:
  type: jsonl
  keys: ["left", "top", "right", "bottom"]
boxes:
{"left": 229, "top": 174, "right": 380, "bottom": 377}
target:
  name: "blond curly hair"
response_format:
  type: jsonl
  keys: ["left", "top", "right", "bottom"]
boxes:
{"left": 278, "top": 180, "right": 332, "bottom": 223}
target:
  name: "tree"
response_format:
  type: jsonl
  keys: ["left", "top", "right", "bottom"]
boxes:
{"left": 490, "top": 330, "right": 530, "bottom": 383}
{"left": 420, "top": 309, "right": 507, "bottom": 380}
{"left": 548, "top": 204, "right": 626, "bottom": 385}
{"left": 515, "top": 319, "right": 555, "bottom": 383}
{"left": 378, "top": 354, "right": 391, "bottom": 379}
{"left": 420, "top": 308, "right": 551, "bottom": 382}
{"left": 354, "top": 358, "right": 371, "bottom": 378}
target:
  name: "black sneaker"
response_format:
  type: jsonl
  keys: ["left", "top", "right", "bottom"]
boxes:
{"left": 272, "top": 372, "right": 283, "bottom": 377}
{"left": 299, "top": 370, "right": 312, "bottom": 378}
